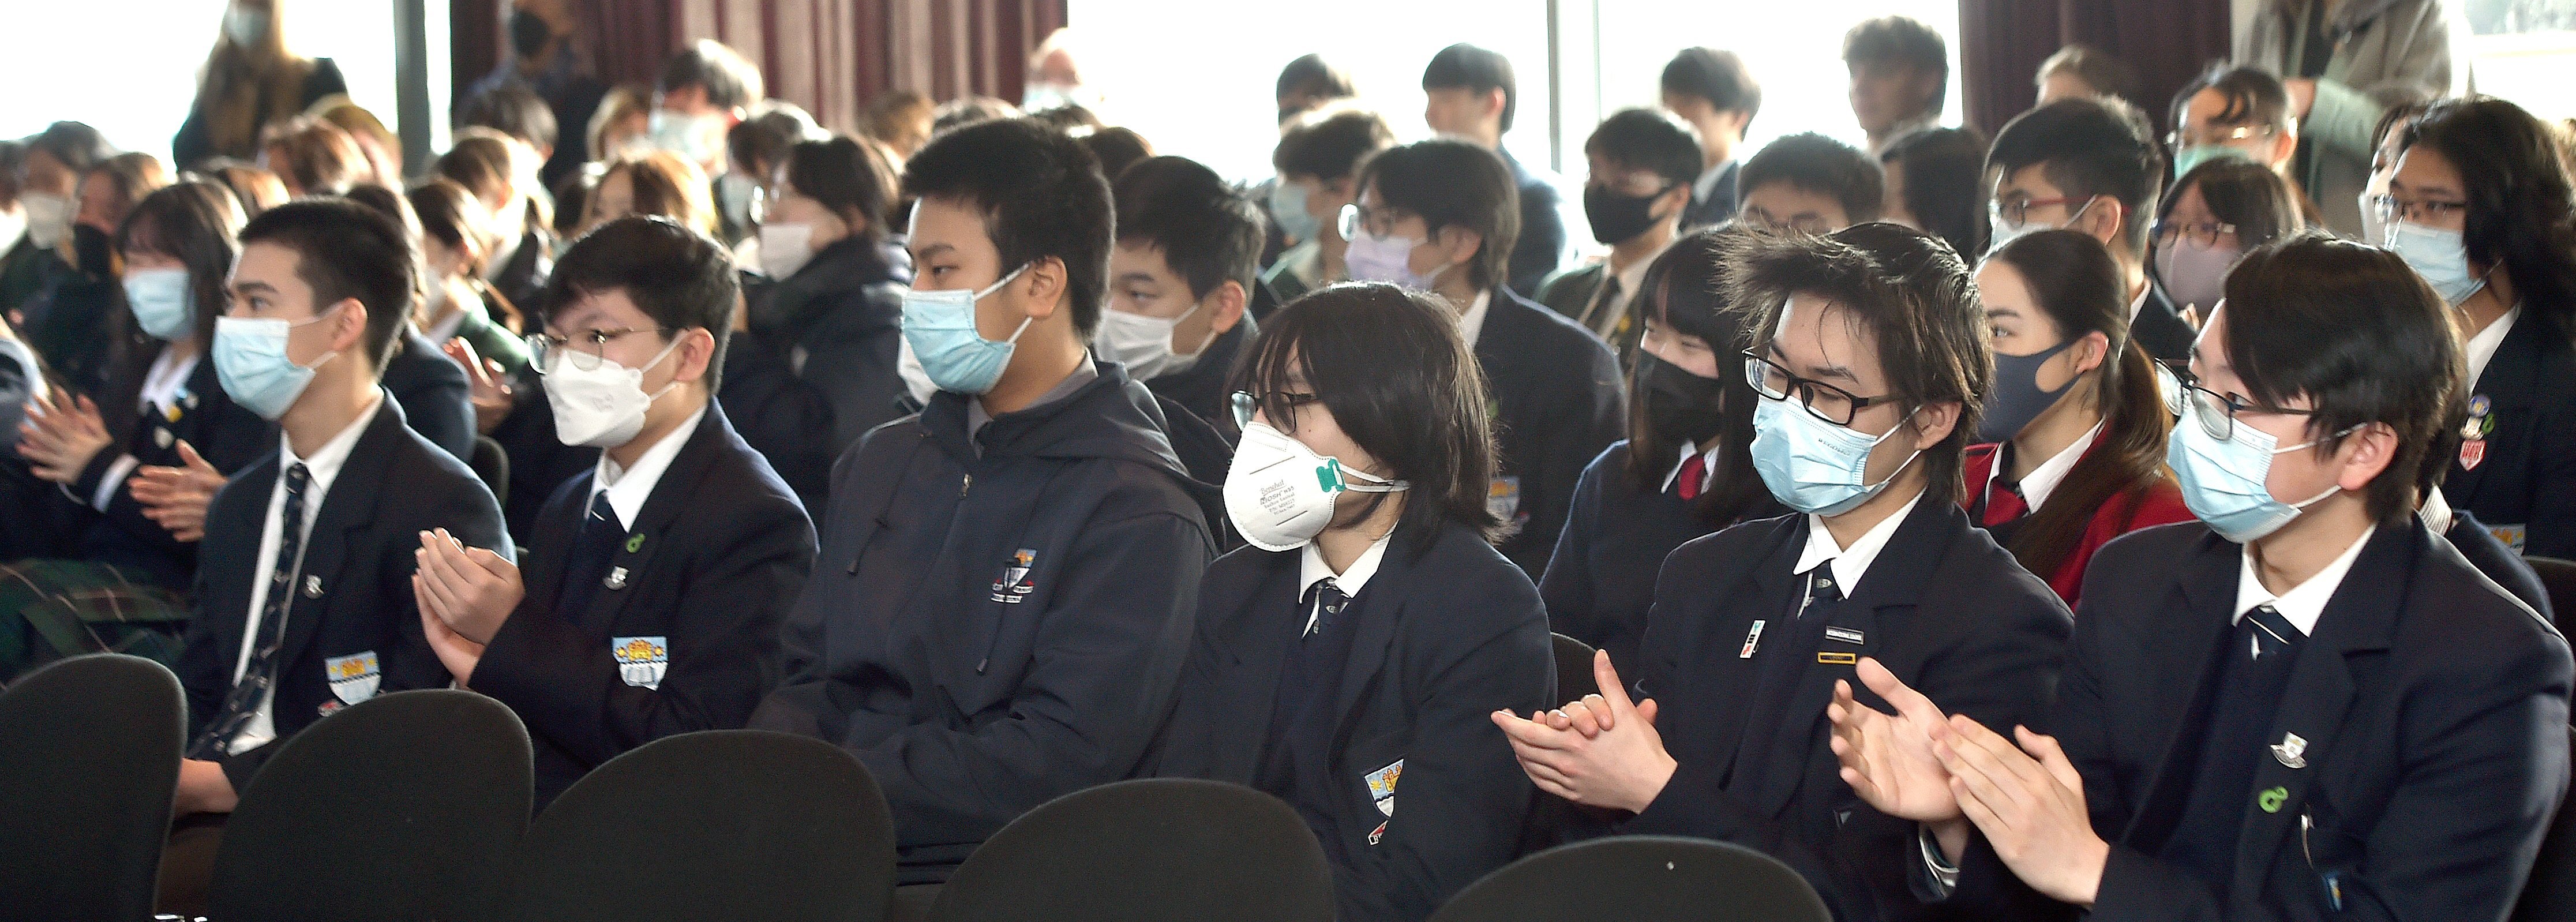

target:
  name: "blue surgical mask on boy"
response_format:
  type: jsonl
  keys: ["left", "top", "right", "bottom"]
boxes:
{"left": 1270, "top": 181, "right": 1318, "bottom": 244}
{"left": 2167, "top": 395, "right": 2352, "bottom": 544}
{"left": 901, "top": 263, "right": 1033, "bottom": 396}
{"left": 213, "top": 306, "right": 343, "bottom": 420}
{"left": 1748, "top": 397, "right": 1922, "bottom": 516}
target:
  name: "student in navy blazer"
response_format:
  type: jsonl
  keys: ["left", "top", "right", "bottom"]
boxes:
{"left": 171, "top": 200, "right": 510, "bottom": 815}
{"left": 1149, "top": 284, "right": 1554, "bottom": 922}
{"left": 1838, "top": 237, "right": 2572, "bottom": 920}
{"left": 2391, "top": 99, "right": 2576, "bottom": 558}
{"left": 412, "top": 219, "right": 816, "bottom": 807}
{"left": 1501, "top": 226, "right": 2069, "bottom": 921}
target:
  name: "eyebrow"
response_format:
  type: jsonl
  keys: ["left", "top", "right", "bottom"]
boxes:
{"left": 1112, "top": 271, "right": 1161, "bottom": 286}
{"left": 231, "top": 281, "right": 275, "bottom": 295}
{"left": 2385, "top": 176, "right": 2461, "bottom": 197}
{"left": 914, "top": 242, "right": 955, "bottom": 259}
{"left": 1808, "top": 363, "right": 1862, "bottom": 385}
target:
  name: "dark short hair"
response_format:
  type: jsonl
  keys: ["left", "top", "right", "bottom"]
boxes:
{"left": 1584, "top": 108, "right": 1703, "bottom": 191}
{"left": 2219, "top": 234, "right": 2464, "bottom": 523}
{"left": 1881, "top": 126, "right": 1990, "bottom": 258}
{"left": 1273, "top": 107, "right": 1394, "bottom": 181}
{"left": 23, "top": 121, "right": 114, "bottom": 177}
{"left": 1356, "top": 138, "right": 1520, "bottom": 292}
{"left": 1079, "top": 127, "right": 1153, "bottom": 183}
{"left": 902, "top": 118, "right": 1114, "bottom": 338}
{"left": 727, "top": 102, "right": 819, "bottom": 178}
{"left": 1276, "top": 54, "right": 1356, "bottom": 111}
{"left": 1660, "top": 47, "right": 1763, "bottom": 130}
{"left": 457, "top": 82, "right": 560, "bottom": 155}
{"left": 1236, "top": 282, "right": 1502, "bottom": 557}
{"left": 2162, "top": 157, "right": 2304, "bottom": 252}
{"left": 1728, "top": 222, "right": 1986, "bottom": 505}
{"left": 261, "top": 117, "right": 369, "bottom": 196}
{"left": 783, "top": 136, "right": 897, "bottom": 241}
{"left": 656, "top": 40, "right": 763, "bottom": 111}
{"left": 542, "top": 216, "right": 739, "bottom": 391}
{"left": 929, "top": 96, "right": 1022, "bottom": 137}
{"left": 1422, "top": 43, "right": 1518, "bottom": 133}
{"left": 406, "top": 178, "right": 497, "bottom": 272}
{"left": 1741, "top": 132, "right": 1885, "bottom": 224}
{"left": 238, "top": 198, "right": 417, "bottom": 372}
{"left": 2401, "top": 97, "right": 2576, "bottom": 331}
{"left": 1115, "top": 156, "right": 1264, "bottom": 302}
{"left": 117, "top": 182, "right": 243, "bottom": 352}
{"left": 1028, "top": 103, "right": 1103, "bottom": 133}
{"left": 1843, "top": 16, "right": 1949, "bottom": 114}
{"left": 2037, "top": 44, "right": 2138, "bottom": 103}
{"left": 2169, "top": 65, "right": 2291, "bottom": 139}
{"left": 1988, "top": 96, "right": 2163, "bottom": 256}
{"left": 1624, "top": 226, "right": 1768, "bottom": 524}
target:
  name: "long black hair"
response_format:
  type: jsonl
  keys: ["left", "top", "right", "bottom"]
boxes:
{"left": 104, "top": 181, "right": 243, "bottom": 448}
{"left": 1235, "top": 282, "right": 1502, "bottom": 559}
{"left": 2400, "top": 97, "right": 2576, "bottom": 332}
{"left": 1622, "top": 225, "right": 1770, "bottom": 526}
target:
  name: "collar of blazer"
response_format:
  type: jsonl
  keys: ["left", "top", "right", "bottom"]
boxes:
{"left": 1203, "top": 527, "right": 1441, "bottom": 767}
{"left": 522, "top": 399, "right": 733, "bottom": 634}
{"left": 2133, "top": 521, "right": 2412, "bottom": 893}
{"left": 261, "top": 395, "right": 414, "bottom": 672}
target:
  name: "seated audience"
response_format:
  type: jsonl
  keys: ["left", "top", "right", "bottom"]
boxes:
{"left": 1735, "top": 132, "right": 1883, "bottom": 234}
{"left": 2150, "top": 157, "right": 2305, "bottom": 325}
{"left": 1658, "top": 47, "right": 1760, "bottom": 230}
{"left": 1541, "top": 226, "right": 1782, "bottom": 674}
{"left": 1263, "top": 107, "right": 1394, "bottom": 307}
{"left": 1986, "top": 98, "right": 2184, "bottom": 361}
{"left": 1843, "top": 16, "right": 1948, "bottom": 157}
{"left": 413, "top": 216, "right": 814, "bottom": 807}
{"left": 1104, "top": 155, "right": 1262, "bottom": 488}
{"left": 436, "top": 130, "right": 556, "bottom": 314}
{"left": 1877, "top": 126, "right": 1987, "bottom": 258}
{"left": 753, "top": 118, "right": 1217, "bottom": 883}
{"left": 1965, "top": 229, "right": 2192, "bottom": 605}
{"left": 1, "top": 122, "right": 111, "bottom": 320}
{"left": 25, "top": 152, "right": 168, "bottom": 395}
{"left": 1149, "top": 283, "right": 1552, "bottom": 921}
{"left": 1421, "top": 43, "right": 1564, "bottom": 295}
{"left": 2034, "top": 44, "right": 2138, "bottom": 108}
{"left": 1834, "top": 234, "right": 2570, "bottom": 920}
{"left": 2389, "top": 97, "right": 2576, "bottom": 558}
{"left": 1535, "top": 108, "right": 1698, "bottom": 362}
{"left": 258, "top": 117, "right": 370, "bottom": 196}
{"left": 1345, "top": 138, "right": 1623, "bottom": 576}
{"left": 1498, "top": 223, "right": 2067, "bottom": 920}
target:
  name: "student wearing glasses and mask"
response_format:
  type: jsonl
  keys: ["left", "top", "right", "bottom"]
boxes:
{"left": 2382, "top": 96, "right": 2576, "bottom": 560}
{"left": 1834, "top": 234, "right": 2570, "bottom": 921}
{"left": 1497, "top": 224, "right": 2070, "bottom": 921}
{"left": 1148, "top": 283, "right": 1553, "bottom": 921}
{"left": 1985, "top": 98, "right": 2189, "bottom": 364}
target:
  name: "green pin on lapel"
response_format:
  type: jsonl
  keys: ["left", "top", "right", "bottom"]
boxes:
{"left": 2258, "top": 786, "right": 2289, "bottom": 814}
{"left": 625, "top": 533, "right": 645, "bottom": 554}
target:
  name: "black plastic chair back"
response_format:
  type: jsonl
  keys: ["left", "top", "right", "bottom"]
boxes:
{"left": 2512, "top": 725, "right": 2576, "bottom": 922}
{"left": 470, "top": 434, "right": 511, "bottom": 502}
{"left": 0, "top": 654, "right": 185, "bottom": 922}
{"left": 208, "top": 688, "right": 533, "bottom": 921}
{"left": 1551, "top": 633, "right": 1599, "bottom": 703}
{"left": 503, "top": 729, "right": 895, "bottom": 922}
{"left": 1429, "top": 835, "right": 1830, "bottom": 922}
{"left": 927, "top": 778, "right": 1333, "bottom": 922}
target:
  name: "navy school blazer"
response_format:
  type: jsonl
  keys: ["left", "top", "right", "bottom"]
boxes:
{"left": 1473, "top": 288, "right": 1625, "bottom": 578}
{"left": 2443, "top": 309, "right": 2576, "bottom": 558}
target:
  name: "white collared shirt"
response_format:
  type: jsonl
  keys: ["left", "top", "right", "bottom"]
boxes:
{"left": 91, "top": 349, "right": 205, "bottom": 510}
{"left": 1583, "top": 239, "right": 1672, "bottom": 336}
{"left": 228, "top": 389, "right": 386, "bottom": 754}
{"left": 1297, "top": 531, "right": 1393, "bottom": 636}
{"left": 2233, "top": 524, "right": 2377, "bottom": 640}
{"left": 1692, "top": 158, "right": 1735, "bottom": 205}
{"left": 2465, "top": 303, "right": 2521, "bottom": 389}
{"left": 589, "top": 402, "right": 707, "bottom": 530}
{"left": 1458, "top": 290, "right": 1494, "bottom": 351}
{"left": 1980, "top": 422, "right": 2103, "bottom": 513}
{"left": 1660, "top": 440, "right": 1718, "bottom": 494}
{"left": 1794, "top": 490, "right": 1925, "bottom": 597}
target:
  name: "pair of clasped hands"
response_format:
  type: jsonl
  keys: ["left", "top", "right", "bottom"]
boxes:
{"left": 1491, "top": 651, "right": 2110, "bottom": 906}
{"left": 17, "top": 388, "right": 226, "bottom": 540}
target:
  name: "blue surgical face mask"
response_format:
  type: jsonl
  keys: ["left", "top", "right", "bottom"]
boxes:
{"left": 213, "top": 306, "right": 342, "bottom": 420}
{"left": 1270, "top": 181, "right": 1318, "bottom": 245}
{"left": 901, "top": 264, "right": 1033, "bottom": 396}
{"left": 2384, "top": 221, "right": 2489, "bottom": 306}
{"left": 2166, "top": 396, "right": 2349, "bottom": 544}
{"left": 123, "top": 267, "right": 194, "bottom": 341}
{"left": 2172, "top": 143, "right": 2254, "bottom": 181}
{"left": 1749, "top": 397, "right": 1922, "bottom": 516}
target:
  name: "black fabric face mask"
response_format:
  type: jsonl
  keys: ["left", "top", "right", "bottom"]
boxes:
{"left": 1584, "top": 183, "right": 1674, "bottom": 245}
{"left": 1638, "top": 350, "right": 1727, "bottom": 447}
{"left": 72, "top": 224, "right": 114, "bottom": 279}
{"left": 509, "top": 8, "right": 554, "bottom": 59}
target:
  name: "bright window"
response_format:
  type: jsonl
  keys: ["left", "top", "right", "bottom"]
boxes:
{"left": 2466, "top": 2, "right": 2576, "bottom": 123}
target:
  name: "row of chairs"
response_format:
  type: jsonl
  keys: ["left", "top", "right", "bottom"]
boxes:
{"left": 0, "top": 653, "right": 1831, "bottom": 921}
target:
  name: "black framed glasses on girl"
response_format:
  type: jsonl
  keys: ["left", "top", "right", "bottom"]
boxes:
{"left": 1232, "top": 390, "right": 1322, "bottom": 430}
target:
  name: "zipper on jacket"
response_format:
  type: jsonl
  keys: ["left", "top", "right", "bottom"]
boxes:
{"left": 961, "top": 474, "right": 972, "bottom": 496}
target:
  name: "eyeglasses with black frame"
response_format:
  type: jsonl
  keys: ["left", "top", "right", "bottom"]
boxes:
{"left": 1231, "top": 389, "right": 1323, "bottom": 430}
{"left": 1741, "top": 350, "right": 1907, "bottom": 428}
{"left": 2158, "top": 359, "right": 2320, "bottom": 441}
{"left": 526, "top": 327, "right": 674, "bottom": 374}
{"left": 2152, "top": 219, "right": 2240, "bottom": 250}
{"left": 2366, "top": 193, "right": 2469, "bottom": 226}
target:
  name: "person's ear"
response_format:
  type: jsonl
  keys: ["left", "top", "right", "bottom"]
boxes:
{"left": 2071, "top": 329, "right": 2113, "bottom": 377}
{"left": 1656, "top": 183, "right": 1692, "bottom": 220}
{"left": 1908, "top": 400, "right": 1962, "bottom": 452}
{"left": 2333, "top": 421, "right": 2400, "bottom": 493}
{"left": 1206, "top": 280, "right": 1247, "bottom": 338}
{"left": 671, "top": 327, "right": 716, "bottom": 385}
{"left": 328, "top": 299, "right": 369, "bottom": 357}
{"left": 1434, "top": 225, "right": 1484, "bottom": 269}
{"left": 2079, "top": 197, "right": 2124, "bottom": 247}
{"left": 2268, "top": 128, "right": 2299, "bottom": 170}
{"left": 1720, "top": 108, "right": 1753, "bottom": 138}
{"left": 1018, "top": 256, "right": 1068, "bottom": 322}
{"left": 1483, "top": 88, "right": 1508, "bottom": 124}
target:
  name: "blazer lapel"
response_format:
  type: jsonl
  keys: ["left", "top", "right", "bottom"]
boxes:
{"left": 2452, "top": 316, "right": 2542, "bottom": 503}
{"left": 574, "top": 404, "right": 731, "bottom": 635}
{"left": 2118, "top": 530, "right": 2244, "bottom": 848}
{"left": 1205, "top": 553, "right": 1301, "bottom": 781}
{"left": 1326, "top": 544, "right": 1413, "bottom": 754}
{"left": 2230, "top": 524, "right": 2410, "bottom": 898}
{"left": 273, "top": 403, "right": 402, "bottom": 672}
{"left": 1704, "top": 517, "right": 1805, "bottom": 791}
{"left": 515, "top": 471, "right": 590, "bottom": 622}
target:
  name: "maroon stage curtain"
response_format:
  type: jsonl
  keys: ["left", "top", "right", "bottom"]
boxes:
{"left": 549, "top": 0, "right": 1063, "bottom": 136}
{"left": 1958, "top": 0, "right": 2233, "bottom": 138}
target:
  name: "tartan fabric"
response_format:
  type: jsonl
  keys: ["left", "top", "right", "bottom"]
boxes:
{"left": 0, "top": 558, "right": 190, "bottom": 681}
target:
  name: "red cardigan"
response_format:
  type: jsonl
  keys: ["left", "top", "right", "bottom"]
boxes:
{"left": 1961, "top": 437, "right": 2195, "bottom": 605}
